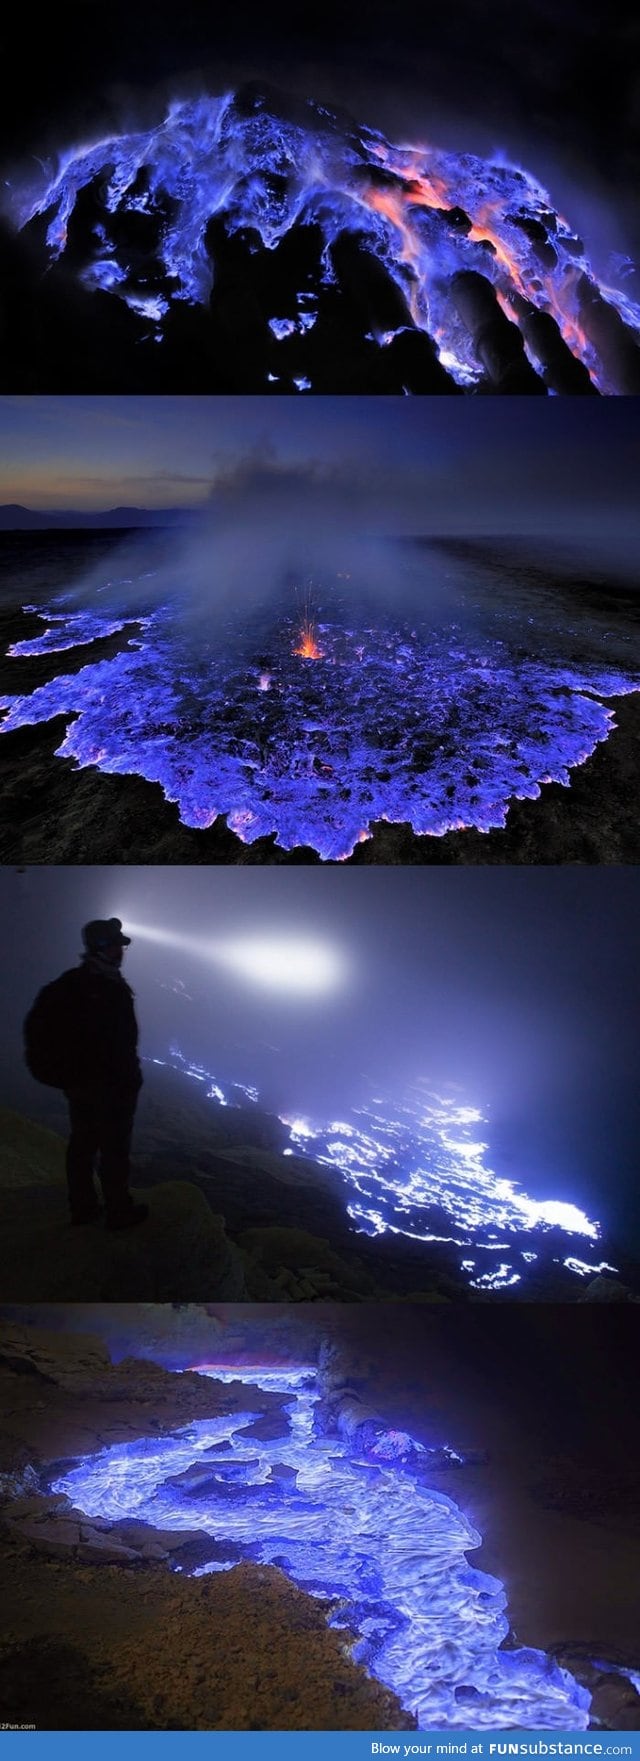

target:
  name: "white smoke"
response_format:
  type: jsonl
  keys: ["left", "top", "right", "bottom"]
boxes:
{"left": 61, "top": 446, "right": 456, "bottom": 629}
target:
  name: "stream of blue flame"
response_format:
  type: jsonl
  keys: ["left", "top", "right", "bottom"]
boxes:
{"left": 51, "top": 1364, "right": 591, "bottom": 1730}
{"left": 151, "top": 1048, "right": 613, "bottom": 1292}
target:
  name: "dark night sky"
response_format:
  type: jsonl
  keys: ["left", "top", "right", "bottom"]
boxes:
{"left": 2, "top": 0, "right": 638, "bottom": 259}
{"left": 1, "top": 399, "right": 639, "bottom": 552}
{"left": 1, "top": 865, "right": 639, "bottom": 1246}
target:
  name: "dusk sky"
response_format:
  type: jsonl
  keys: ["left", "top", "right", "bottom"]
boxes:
{"left": 1, "top": 398, "right": 639, "bottom": 537}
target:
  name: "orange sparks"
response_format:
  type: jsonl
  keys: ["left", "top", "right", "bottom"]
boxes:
{"left": 293, "top": 583, "right": 323, "bottom": 659}
{"left": 294, "top": 620, "right": 323, "bottom": 659}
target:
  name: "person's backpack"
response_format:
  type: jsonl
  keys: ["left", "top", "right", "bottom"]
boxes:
{"left": 23, "top": 972, "right": 82, "bottom": 1089}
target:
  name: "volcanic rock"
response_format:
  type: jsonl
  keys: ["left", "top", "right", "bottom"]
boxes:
{"left": 550, "top": 1646, "right": 640, "bottom": 1733}
{"left": 238, "top": 1412, "right": 292, "bottom": 1443}
{"left": 385, "top": 325, "right": 461, "bottom": 392}
{"left": 4, "top": 1495, "right": 243, "bottom": 1570}
{"left": 163, "top": 1458, "right": 259, "bottom": 1492}
{"left": 0, "top": 1545, "right": 414, "bottom": 1730}
{"left": 0, "top": 1150, "right": 245, "bottom": 1301}
{"left": 4, "top": 1501, "right": 142, "bottom": 1565}
{"left": 577, "top": 277, "right": 640, "bottom": 394}
{"left": 505, "top": 292, "right": 598, "bottom": 394}
{"left": 580, "top": 1276, "right": 639, "bottom": 1303}
{"left": 238, "top": 1226, "right": 374, "bottom": 1301}
{"left": 0, "top": 1324, "right": 110, "bottom": 1387}
{"left": 330, "top": 233, "right": 414, "bottom": 334}
{"left": 6, "top": 83, "right": 637, "bottom": 394}
{"left": 0, "top": 1105, "right": 68, "bottom": 1190}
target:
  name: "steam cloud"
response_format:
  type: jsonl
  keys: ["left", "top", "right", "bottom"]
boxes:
{"left": 61, "top": 447, "right": 456, "bottom": 630}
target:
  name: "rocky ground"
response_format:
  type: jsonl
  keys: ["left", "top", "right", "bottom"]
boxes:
{"left": 2, "top": 1092, "right": 639, "bottom": 1306}
{"left": 0, "top": 1313, "right": 639, "bottom": 1731}
{"left": 0, "top": 1554, "right": 412, "bottom": 1732}
{"left": 0, "top": 1328, "right": 408, "bottom": 1730}
{"left": 0, "top": 1103, "right": 376, "bottom": 1303}
{"left": 2, "top": 1070, "right": 639, "bottom": 1306}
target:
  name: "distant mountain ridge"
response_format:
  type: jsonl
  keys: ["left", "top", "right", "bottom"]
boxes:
{"left": 0, "top": 504, "right": 191, "bottom": 530}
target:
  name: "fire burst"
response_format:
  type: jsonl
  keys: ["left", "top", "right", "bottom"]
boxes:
{"left": 294, "top": 620, "right": 323, "bottom": 659}
{"left": 293, "top": 585, "right": 323, "bottom": 659}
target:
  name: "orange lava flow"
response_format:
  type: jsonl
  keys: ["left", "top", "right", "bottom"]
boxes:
{"left": 357, "top": 152, "right": 595, "bottom": 368}
{"left": 363, "top": 180, "right": 531, "bottom": 315}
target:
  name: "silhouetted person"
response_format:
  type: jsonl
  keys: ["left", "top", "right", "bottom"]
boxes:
{"left": 24, "top": 918, "right": 148, "bottom": 1230}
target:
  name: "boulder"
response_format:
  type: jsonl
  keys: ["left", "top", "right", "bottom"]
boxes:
{"left": 580, "top": 1276, "right": 638, "bottom": 1304}
{"left": 239, "top": 1225, "right": 374, "bottom": 1299}
{"left": 0, "top": 1323, "right": 110, "bottom": 1385}
{"left": 79, "top": 1533, "right": 140, "bottom": 1564}
{"left": 0, "top": 1105, "right": 67, "bottom": 1190}
{"left": 0, "top": 1466, "right": 41, "bottom": 1502}
{"left": 163, "top": 1461, "right": 256, "bottom": 1492}
{"left": 241, "top": 1411, "right": 291, "bottom": 1442}
{"left": 577, "top": 276, "right": 640, "bottom": 394}
{"left": 450, "top": 270, "right": 546, "bottom": 392}
{"left": 0, "top": 1177, "right": 245, "bottom": 1301}
{"left": 9, "top": 1516, "right": 82, "bottom": 1548}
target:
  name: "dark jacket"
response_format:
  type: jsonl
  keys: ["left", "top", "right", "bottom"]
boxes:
{"left": 29, "top": 964, "right": 142, "bottom": 1093}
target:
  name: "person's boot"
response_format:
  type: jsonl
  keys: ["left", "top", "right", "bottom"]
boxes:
{"left": 105, "top": 1200, "right": 149, "bottom": 1231}
{"left": 69, "top": 1183, "right": 103, "bottom": 1224}
{"left": 70, "top": 1203, "right": 103, "bottom": 1225}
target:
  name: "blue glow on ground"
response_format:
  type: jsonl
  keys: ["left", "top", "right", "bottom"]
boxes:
{"left": 561, "top": 1257, "right": 618, "bottom": 1278}
{"left": 1, "top": 592, "right": 637, "bottom": 860}
{"left": 11, "top": 90, "right": 640, "bottom": 391}
{"left": 592, "top": 1661, "right": 640, "bottom": 1698}
{"left": 51, "top": 1363, "right": 591, "bottom": 1731}
{"left": 153, "top": 1049, "right": 606, "bottom": 1291}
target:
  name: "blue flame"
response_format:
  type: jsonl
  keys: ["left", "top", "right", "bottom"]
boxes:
{"left": 2, "top": 590, "right": 637, "bottom": 860}
{"left": 10, "top": 88, "right": 640, "bottom": 391}
{"left": 591, "top": 1661, "right": 640, "bottom": 1698}
{"left": 152, "top": 1048, "right": 608, "bottom": 1291}
{"left": 51, "top": 1363, "right": 591, "bottom": 1730}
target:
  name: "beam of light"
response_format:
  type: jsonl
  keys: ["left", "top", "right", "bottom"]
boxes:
{"left": 216, "top": 936, "right": 343, "bottom": 993}
{"left": 121, "top": 922, "right": 346, "bottom": 995}
{"left": 10, "top": 87, "right": 640, "bottom": 391}
{"left": 152, "top": 1049, "right": 607, "bottom": 1294}
{"left": 50, "top": 1362, "right": 592, "bottom": 1731}
{"left": 2, "top": 587, "right": 638, "bottom": 861}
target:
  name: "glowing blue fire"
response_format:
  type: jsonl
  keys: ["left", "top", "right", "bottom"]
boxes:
{"left": 51, "top": 1363, "right": 590, "bottom": 1730}
{"left": 1, "top": 592, "right": 637, "bottom": 860}
{"left": 9, "top": 88, "right": 640, "bottom": 391}
{"left": 592, "top": 1661, "right": 640, "bottom": 1699}
{"left": 154, "top": 1048, "right": 609, "bottom": 1291}
{"left": 562, "top": 1257, "right": 618, "bottom": 1278}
